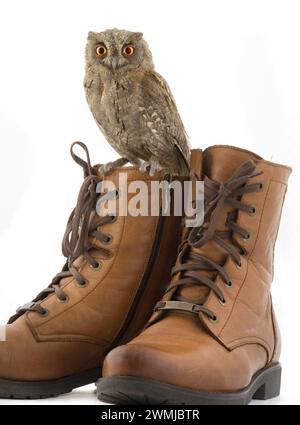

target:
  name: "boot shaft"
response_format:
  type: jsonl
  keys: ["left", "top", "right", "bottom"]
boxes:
{"left": 203, "top": 145, "right": 291, "bottom": 280}
{"left": 197, "top": 145, "right": 291, "bottom": 360}
{"left": 25, "top": 162, "right": 182, "bottom": 348}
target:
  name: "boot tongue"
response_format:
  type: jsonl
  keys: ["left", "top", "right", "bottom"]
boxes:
{"left": 177, "top": 145, "right": 261, "bottom": 303}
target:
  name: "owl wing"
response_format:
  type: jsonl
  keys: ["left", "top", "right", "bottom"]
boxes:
{"left": 83, "top": 68, "right": 104, "bottom": 100}
{"left": 83, "top": 75, "right": 94, "bottom": 96}
{"left": 140, "top": 71, "right": 190, "bottom": 172}
{"left": 84, "top": 70, "right": 107, "bottom": 135}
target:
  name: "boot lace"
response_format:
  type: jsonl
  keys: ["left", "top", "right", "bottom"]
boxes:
{"left": 155, "top": 160, "right": 263, "bottom": 322}
{"left": 9, "top": 142, "right": 117, "bottom": 323}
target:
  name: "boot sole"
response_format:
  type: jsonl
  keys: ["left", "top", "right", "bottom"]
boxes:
{"left": 97, "top": 363, "right": 281, "bottom": 405}
{"left": 0, "top": 368, "right": 100, "bottom": 399}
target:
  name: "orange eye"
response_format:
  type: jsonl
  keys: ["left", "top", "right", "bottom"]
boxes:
{"left": 123, "top": 45, "right": 135, "bottom": 57}
{"left": 96, "top": 45, "right": 107, "bottom": 57}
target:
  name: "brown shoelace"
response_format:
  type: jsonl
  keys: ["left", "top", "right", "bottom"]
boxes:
{"left": 156, "top": 160, "right": 263, "bottom": 321}
{"left": 9, "top": 142, "right": 117, "bottom": 323}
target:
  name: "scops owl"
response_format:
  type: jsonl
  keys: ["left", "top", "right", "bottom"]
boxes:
{"left": 84, "top": 28, "right": 190, "bottom": 176}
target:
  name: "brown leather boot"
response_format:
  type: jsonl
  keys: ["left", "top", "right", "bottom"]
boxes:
{"left": 0, "top": 142, "right": 191, "bottom": 399}
{"left": 98, "top": 145, "right": 291, "bottom": 405}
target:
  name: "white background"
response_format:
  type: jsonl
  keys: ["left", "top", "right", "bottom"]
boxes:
{"left": 0, "top": 0, "right": 299, "bottom": 405}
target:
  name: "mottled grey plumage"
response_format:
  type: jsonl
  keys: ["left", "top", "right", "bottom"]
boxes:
{"left": 84, "top": 28, "right": 190, "bottom": 175}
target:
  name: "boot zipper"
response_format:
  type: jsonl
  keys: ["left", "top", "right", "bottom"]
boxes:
{"left": 109, "top": 211, "right": 164, "bottom": 349}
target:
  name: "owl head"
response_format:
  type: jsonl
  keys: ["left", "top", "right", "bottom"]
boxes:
{"left": 85, "top": 28, "right": 154, "bottom": 73}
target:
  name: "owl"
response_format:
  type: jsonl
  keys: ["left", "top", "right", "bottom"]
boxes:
{"left": 84, "top": 28, "right": 190, "bottom": 176}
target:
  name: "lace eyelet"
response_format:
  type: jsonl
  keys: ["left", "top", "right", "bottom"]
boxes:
{"left": 102, "top": 234, "right": 113, "bottom": 245}
{"left": 248, "top": 205, "right": 257, "bottom": 216}
{"left": 240, "top": 247, "right": 247, "bottom": 256}
{"left": 209, "top": 315, "right": 219, "bottom": 324}
{"left": 243, "top": 233, "right": 251, "bottom": 242}
{"left": 258, "top": 182, "right": 264, "bottom": 191}
{"left": 90, "top": 262, "right": 103, "bottom": 271}
{"left": 39, "top": 308, "right": 49, "bottom": 317}
{"left": 236, "top": 261, "right": 242, "bottom": 270}
{"left": 75, "top": 279, "right": 89, "bottom": 288}
{"left": 225, "top": 280, "right": 233, "bottom": 288}
{"left": 58, "top": 295, "right": 69, "bottom": 303}
{"left": 109, "top": 214, "right": 117, "bottom": 223}
{"left": 219, "top": 298, "right": 227, "bottom": 306}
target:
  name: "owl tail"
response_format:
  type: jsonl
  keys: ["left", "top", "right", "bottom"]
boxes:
{"left": 175, "top": 146, "right": 190, "bottom": 176}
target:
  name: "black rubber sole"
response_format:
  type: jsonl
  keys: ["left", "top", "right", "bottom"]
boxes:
{"left": 97, "top": 363, "right": 281, "bottom": 405}
{"left": 0, "top": 368, "right": 100, "bottom": 399}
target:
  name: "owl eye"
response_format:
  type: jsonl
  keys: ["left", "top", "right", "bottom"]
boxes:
{"left": 122, "top": 45, "right": 135, "bottom": 57}
{"left": 96, "top": 45, "right": 107, "bottom": 57}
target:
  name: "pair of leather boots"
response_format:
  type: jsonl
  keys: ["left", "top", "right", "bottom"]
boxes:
{"left": 0, "top": 143, "right": 291, "bottom": 405}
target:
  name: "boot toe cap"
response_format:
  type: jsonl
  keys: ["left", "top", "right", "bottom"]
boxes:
{"left": 103, "top": 330, "right": 267, "bottom": 392}
{"left": 103, "top": 339, "right": 231, "bottom": 391}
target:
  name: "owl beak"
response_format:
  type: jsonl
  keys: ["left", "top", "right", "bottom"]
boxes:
{"left": 111, "top": 57, "right": 118, "bottom": 71}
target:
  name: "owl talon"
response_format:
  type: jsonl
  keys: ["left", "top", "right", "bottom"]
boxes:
{"left": 139, "top": 162, "right": 150, "bottom": 174}
{"left": 139, "top": 161, "right": 162, "bottom": 176}
{"left": 99, "top": 163, "right": 113, "bottom": 176}
{"left": 150, "top": 162, "right": 162, "bottom": 176}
